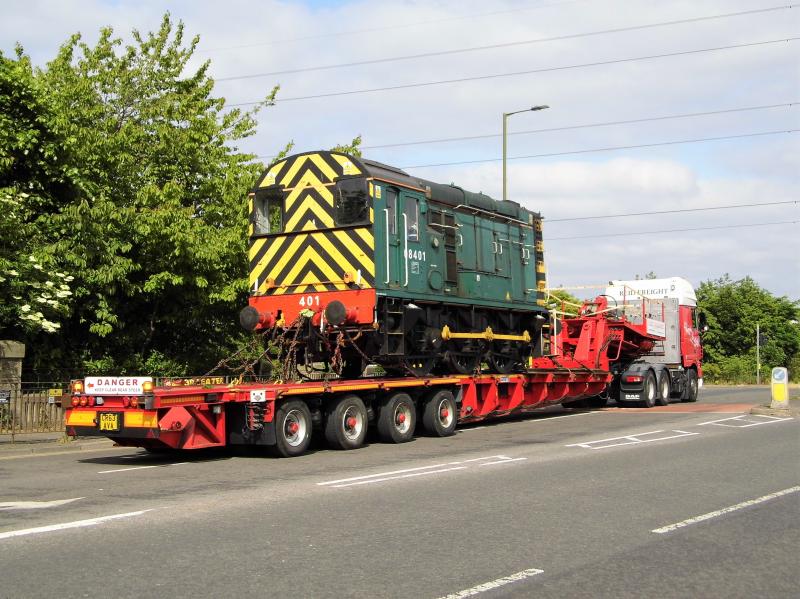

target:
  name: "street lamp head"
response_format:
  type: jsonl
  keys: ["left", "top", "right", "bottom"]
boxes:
{"left": 531, "top": 105, "right": 549, "bottom": 111}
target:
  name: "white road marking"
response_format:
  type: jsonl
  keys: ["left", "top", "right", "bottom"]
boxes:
{"left": 652, "top": 486, "right": 800, "bottom": 534}
{"left": 330, "top": 466, "right": 467, "bottom": 488}
{"left": 567, "top": 429, "right": 699, "bottom": 450}
{"left": 0, "top": 498, "right": 84, "bottom": 511}
{"left": 697, "top": 414, "right": 794, "bottom": 428}
{"left": 0, "top": 509, "right": 154, "bottom": 541}
{"left": 529, "top": 411, "right": 596, "bottom": 422}
{"left": 98, "top": 462, "right": 187, "bottom": 474}
{"left": 318, "top": 455, "right": 526, "bottom": 488}
{"left": 437, "top": 567, "right": 544, "bottom": 599}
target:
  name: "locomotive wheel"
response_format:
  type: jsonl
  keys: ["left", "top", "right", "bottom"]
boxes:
{"left": 377, "top": 392, "right": 416, "bottom": 443}
{"left": 324, "top": 394, "right": 368, "bottom": 450}
{"left": 444, "top": 340, "right": 480, "bottom": 374}
{"left": 488, "top": 341, "right": 520, "bottom": 374}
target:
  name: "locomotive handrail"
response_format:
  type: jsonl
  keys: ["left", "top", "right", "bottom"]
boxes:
{"left": 403, "top": 213, "right": 409, "bottom": 286}
{"left": 383, "top": 209, "right": 390, "bottom": 284}
{"left": 454, "top": 204, "right": 532, "bottom": 227}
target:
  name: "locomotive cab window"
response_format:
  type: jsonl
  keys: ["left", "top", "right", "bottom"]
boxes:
{"left": 404, "top": 197, "right": 419, "bottom": 241}
{"left": 385, "top": 188, "right": 397, "bottom": 235}
{"left": 335, "top": 178, "right": 369, "bottom": 226}
{"left": 253, "top": 187, "right": 283, "bottom": 235}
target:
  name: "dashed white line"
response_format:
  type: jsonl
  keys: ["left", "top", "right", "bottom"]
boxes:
{"left": 0, "top": 509, "right": 154, "bottom": 541}
{"left": 437, "top": 567, "right": 544, "bottom": 599}
{"left": 567, "top": 429, "right": 700, "bottom": 450}
{"left": 317, "top": 463, "right": 456, "bottom": 486}
{"left": 479, "top": 457, "right": 528, "bottom": 466}
{"left": 98, "top": 462, "right": 188, "bottom": 474}
{"left": 652, "top": 486, "right": 800, "bottom": 534}
{"left": 330, "top": 466, "right": 467, "bottom": 488}
{"left": 0, "top": 498, "right": 84, "bottom": 511}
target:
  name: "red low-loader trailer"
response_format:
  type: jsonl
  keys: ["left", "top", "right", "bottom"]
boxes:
{"left": 64, "top": 294, "right": 697, "bottom": 457}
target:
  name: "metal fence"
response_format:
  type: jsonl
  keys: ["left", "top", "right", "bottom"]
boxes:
{"left": 0, "top": 381, "right": 68, "bottom": 436}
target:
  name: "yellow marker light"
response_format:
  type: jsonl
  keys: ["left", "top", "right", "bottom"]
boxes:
{"left": 72, "top": 380, "right": 84, "bottom": 394}
{"left": 142, "top": 381, "right": 154, "bottom": 394}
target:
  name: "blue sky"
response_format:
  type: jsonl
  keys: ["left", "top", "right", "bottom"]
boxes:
{"left": 3, "top": 0, "right": 798, "bottom": 298}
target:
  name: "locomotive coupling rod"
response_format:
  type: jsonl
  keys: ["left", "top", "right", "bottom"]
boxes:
{"left": 441, "top": 325, "right": 531, "bottom": 343}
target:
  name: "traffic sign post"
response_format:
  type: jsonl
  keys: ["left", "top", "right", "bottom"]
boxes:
{"left": 770, "top": 367, "right": 789, "bottom": 409}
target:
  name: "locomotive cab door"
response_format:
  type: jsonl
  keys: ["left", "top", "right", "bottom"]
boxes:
{"left": 382, "top": 188, "right": 427, "bottom": 294}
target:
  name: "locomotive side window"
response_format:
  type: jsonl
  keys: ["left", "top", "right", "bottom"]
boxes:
{"left": 335, "top": 178, "right": 369, "bottom": 226}
{"left": 253, "top": 187, "right": 283, "bottom": 235}
{"left": 404, "top": 197, "right": 419, "bottom": 241}
{"left": 385, "top": 188, "right": 397, "bottom": 235}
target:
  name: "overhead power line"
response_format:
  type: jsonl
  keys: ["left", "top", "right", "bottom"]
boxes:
{"left": 227, "top": 38, "right": 798, "bottom": 106}
{"left": 546, "top": 220, "right": 798, "bottom": 241}
{"left": 216, "top": 5, "right": 792, "bottom": 82}
{"left": 202, "top": 0, "right": 586, "bottom": 52}
{"left": 547, "top": 201, "right": 799, "bottom": 223}
{"left": 360, "top": 103, "right": 796, "bottom": 151}
{"left": 401, "top": 129, "right": 799, "bottom": 169}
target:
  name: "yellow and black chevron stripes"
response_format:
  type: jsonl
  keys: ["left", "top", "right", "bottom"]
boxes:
{"left": 258, "top": 152, "right": 362, "bottom": 190}
{"left": 249, "top": 228, "right": 375, "bottom": 295}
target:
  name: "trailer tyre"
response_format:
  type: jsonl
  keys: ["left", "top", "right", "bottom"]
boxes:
{"left": 377, "top": 392, "right": 416, "bottom": 443}
{"left": 656, "top": 371, "right": 671, "bottom": 406}
{"left": 325, "top": 394, "right": 368, "bottom": 450}
{"left": 273, "top": 400, "right": 312, "bottom": 458}
{"left": 682, "top": 369, "right": 699, "bottom": 403}
{"left": 640, "top": 371, "right": 657, "bottom": 408}
{"left": 422, "top": 389, "right": 457, "bottom": 437}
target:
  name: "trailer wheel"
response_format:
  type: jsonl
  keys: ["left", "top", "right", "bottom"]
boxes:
{"left": 682, "top": 369, "right": 699, "bottom": 403}
{"left": 421, "top": 389, "right": 457, "bottom": 437}
{"left": 377, "top": 392, "right": 416, "bottom": 443}
{"left": 640, "top": 371, "right": 657, "bottom": 408}
{"left": 273, "top": 400, "right": 312, "bottom": 458}
{"left": 656, "top": 371, "right": 671, "bottom": 406}
{"left": 325, "top": 394, "right": 368, "bottom": 450}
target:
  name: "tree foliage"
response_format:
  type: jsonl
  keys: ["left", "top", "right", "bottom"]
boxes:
{"left": 1, "top": 15, "right": 275, "bottom": 377}
{"left": 697, "top": 275, "right": 800, "bottom": 383}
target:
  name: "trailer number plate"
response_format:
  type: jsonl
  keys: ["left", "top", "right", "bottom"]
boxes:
{"left": 98, "top": 412, "right": 121, "bottom": 432}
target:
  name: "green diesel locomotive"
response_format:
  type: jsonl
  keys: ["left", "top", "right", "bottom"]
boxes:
{"left": 240, "top": 150, "right": 548, "bottom": 376}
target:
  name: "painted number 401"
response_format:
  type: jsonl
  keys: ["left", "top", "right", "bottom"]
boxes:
{"left": 298, "top": 295, "right": 320, "bottom": 307}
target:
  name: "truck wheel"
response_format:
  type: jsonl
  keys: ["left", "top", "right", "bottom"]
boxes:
{"left": 422, "top": 389, "right": 457, "bottom": 437}
{"left": 377, "top": 392, "right": 416, "bottom": 443}
{"left": 640, "top": 371, "right": 657, "bottom": 408}
{"left": 324, "top": 394, "right": 368, "bottom": 450}
{"left": 681, "top": 369, "right": 699, "bottom": 402}
{"left": 273, "top": 400, "right": 312, "bottom": 458}
{"left": 656, "top": 371, "right": 671, "bottom": 406}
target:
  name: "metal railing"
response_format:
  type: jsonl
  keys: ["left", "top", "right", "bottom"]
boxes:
{"left": 0, "top": 381, "right": 68, "bottom": 436}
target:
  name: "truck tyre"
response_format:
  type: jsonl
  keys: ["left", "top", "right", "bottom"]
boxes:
{"left": 656, "top": 371, "right": 671, "bottom": 406}
{"left": 682, "top": 369, "right": 699, "bottom": 403}
{"left": 273, "top": 400, "right": 312, "bottom": 458}
{"left": 422, "top": 389, "right": 457, "bottom": 437}
{"left": 377, "top": 392, "right": 416, "bottom": 443}
{"left": 640, "top": 371, "right": 657, "bottom": 408}
{"left": 324, "top": 394, "right": 368, "bottom": 450}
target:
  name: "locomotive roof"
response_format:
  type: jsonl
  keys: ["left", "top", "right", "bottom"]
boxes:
{"left": 258, "top": 151, "right": 539, "bottom": 223}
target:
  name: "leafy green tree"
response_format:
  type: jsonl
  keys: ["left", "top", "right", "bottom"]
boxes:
{"left": 697, "top": 275, "right": 800, "bottom": 383}
{"left": 0, "top": 52, "right": 75, "bottom": 337}
{"left": 2, "top": 15, "right": 275, "bottom": 377}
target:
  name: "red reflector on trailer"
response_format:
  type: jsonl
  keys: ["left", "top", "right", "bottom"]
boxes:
{"left": 625, "top": 375, "right": 643, "bottom": 383}
{"left": 71, "top": 397, "right": 79, "bottom": 407}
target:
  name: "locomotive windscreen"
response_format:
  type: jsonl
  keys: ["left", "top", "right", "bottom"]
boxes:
{"left": 334, "top": 178, "right": 369, "bottom": 226}
{"left": 252, "top": 186, "right": 283, "bottom": 235}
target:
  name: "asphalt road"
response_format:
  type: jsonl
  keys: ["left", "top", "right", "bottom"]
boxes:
{"left": 1, "top": 386, "right": 798, "bottom": 598}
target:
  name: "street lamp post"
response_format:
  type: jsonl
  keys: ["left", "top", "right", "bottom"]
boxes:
{"left": 502, "top": 105, "right": 549, "bottom": 203}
